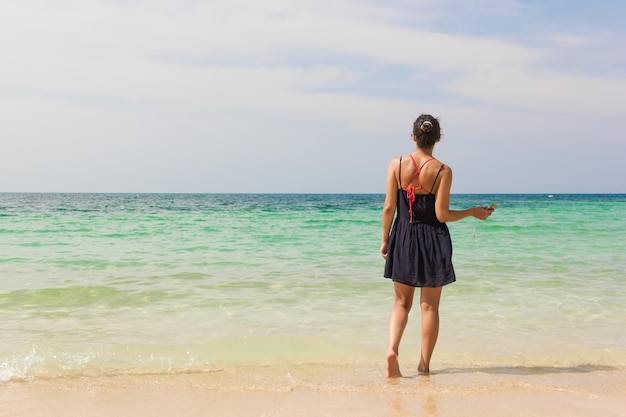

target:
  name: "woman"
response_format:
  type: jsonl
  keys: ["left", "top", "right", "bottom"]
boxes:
{"left": 380, "top": 114, "right": 493, "bottom": 378}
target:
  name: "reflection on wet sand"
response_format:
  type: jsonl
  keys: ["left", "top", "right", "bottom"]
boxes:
{"left": 388, "top": 374, "right": 439, "bottom": 417}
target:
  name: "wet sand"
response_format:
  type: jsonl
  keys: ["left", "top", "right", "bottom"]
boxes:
{"left": 2, "top": 364, "right": 625, "bottom": 417}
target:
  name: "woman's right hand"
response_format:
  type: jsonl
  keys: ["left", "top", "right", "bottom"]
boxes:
{"left": 380, "top": 241, "right": 389, "bottom": 259}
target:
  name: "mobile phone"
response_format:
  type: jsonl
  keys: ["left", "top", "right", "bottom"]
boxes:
{"left": 487, "top": 204, "right": 498, "bottom": 210}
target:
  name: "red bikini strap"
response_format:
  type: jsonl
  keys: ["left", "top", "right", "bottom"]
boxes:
{"left": 404, "top": 156, "right": 435, "bottom": 223}
{"left": 405, "top": 155, "right": 434, "bottom": 190}
{"left": 418, "top": 157, "right": 435, "bottom": 172}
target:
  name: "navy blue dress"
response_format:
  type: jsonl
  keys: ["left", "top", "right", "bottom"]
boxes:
{"left": 384, "top": 157, "right": 455, "bottom": 288}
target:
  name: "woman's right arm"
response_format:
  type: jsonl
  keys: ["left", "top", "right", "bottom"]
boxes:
{"left": 435, "top": 166, "right": 492, "bottom": 223}
{"left": 381, "top": 159, "right": 399, "bottom": 259}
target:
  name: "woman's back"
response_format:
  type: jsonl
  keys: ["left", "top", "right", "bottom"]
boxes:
{"left": 396, "top": 154, "right": 445, "bottom": 196}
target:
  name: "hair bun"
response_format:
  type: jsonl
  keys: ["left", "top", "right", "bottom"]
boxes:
{"left": 420, "top": 120, "right": 433, "bottom": 133}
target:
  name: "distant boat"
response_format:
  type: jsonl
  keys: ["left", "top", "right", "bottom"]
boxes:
{"left": 548, "top": 195, "right": 554, "bottom": 198}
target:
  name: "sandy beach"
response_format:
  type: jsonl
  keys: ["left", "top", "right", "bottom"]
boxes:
{"left": 2, "top": 364, "right": 625, "bottom": 417}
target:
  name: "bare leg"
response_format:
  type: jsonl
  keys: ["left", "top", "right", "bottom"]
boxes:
{"left": 387, "top": 282, "right": 415, "bottom": 378}
{"left": 418, "top": 287, "right": 442, "bottom": 375}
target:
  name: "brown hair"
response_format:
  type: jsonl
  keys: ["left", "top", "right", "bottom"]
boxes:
{"left": 412, "top": 114, "right": 441, "bottom": 148}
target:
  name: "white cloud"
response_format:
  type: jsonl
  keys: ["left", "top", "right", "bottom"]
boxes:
{"left": 1, "top": 0, "right": 624, "bottom": 192}
{"left": 0, "top": 1, "right": 543, "bottom": 115}
{"left": 544, "top": 32, "right": 595, "bottom": 48}
{"left": 446, "top": 67, "right": 626, "bottom": 116}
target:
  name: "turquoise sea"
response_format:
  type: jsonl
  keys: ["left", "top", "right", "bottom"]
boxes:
{"left": 1, "top": 193, "right": 625, "bottom": 382}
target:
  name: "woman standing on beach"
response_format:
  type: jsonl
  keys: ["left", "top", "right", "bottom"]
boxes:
{"left": 380, "top": 114, "right": 493, "bottom": 377}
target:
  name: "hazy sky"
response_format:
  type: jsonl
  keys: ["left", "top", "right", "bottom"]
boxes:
{"left": 2, "top": 0, "right": 625, "bottom": 193}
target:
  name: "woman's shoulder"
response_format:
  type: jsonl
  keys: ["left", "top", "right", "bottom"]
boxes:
{"left": 432, "top": 161, "right": 452, "bottom": 185}
{"left": 424, "top": 159, "right": 452, "bottom": 186}
{"left": 388, "top": 154, "right": 411, "bottom": 169}
{"left": 430, "top": 157, "right": 450, "bottom": 171}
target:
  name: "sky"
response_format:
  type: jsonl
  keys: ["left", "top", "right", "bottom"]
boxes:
{"left": 1, "top": 0, "right": 625, "bottom": 193}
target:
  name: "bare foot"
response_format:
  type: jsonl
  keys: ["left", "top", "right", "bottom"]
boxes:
{"left": 418, "top": 357, "right": 430, "bottom": 376}
{"left": 387, "top": 351, "right": 402, "bottom": 378}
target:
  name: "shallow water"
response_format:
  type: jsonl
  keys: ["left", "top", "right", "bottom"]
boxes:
{"left": 1, "top": 193, "right": 625, "bottom": 381}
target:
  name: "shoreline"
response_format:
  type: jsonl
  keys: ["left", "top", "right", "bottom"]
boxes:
{"left": 3, "top": 364, "right": 625, "bottom": 417}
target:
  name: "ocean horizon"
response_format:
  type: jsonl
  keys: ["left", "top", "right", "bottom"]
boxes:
{"left": 1, "top": 193, "right": 625, "bottom": 382}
